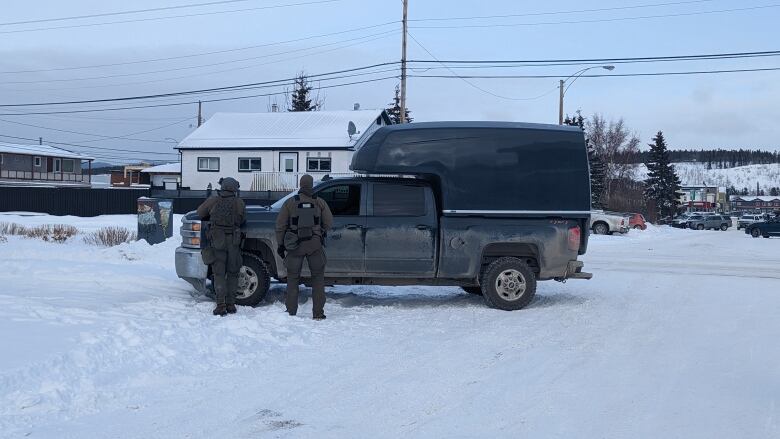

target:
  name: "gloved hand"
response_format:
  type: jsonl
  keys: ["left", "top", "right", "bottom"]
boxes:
{"left": 276, "top": 245, "right": 286, "bottom": 259}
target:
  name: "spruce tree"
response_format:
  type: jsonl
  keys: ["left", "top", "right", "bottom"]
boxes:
{"left": 385, "top": 84, "right": 412, "bottom": 124}
{"left": 287, "top": 72, "right": 321, "bottom": 112}
{"left": 644, "top": 131, "right": 682, "bottom": 219}
{"left": 564, "top": 111, "right": 605, "bottom": 208}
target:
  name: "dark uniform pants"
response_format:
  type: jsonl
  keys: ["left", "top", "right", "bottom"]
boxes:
{"left": 211, "top": 229, "right": 242, "bottom": 305}
{"left": 285, "top": 237, "right": 327, "bottom": 317}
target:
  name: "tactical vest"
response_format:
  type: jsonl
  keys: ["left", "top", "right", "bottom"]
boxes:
{"left": 211, "top": 196, "right": 238, "bottom": 230}
{"left": 288, "top": 195, "right": 321, "bottom": 242}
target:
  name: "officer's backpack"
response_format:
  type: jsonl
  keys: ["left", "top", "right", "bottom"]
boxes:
{"left": 211, "top": 196, "right": 237, "bottom": 228}
{"left": 284, "top": 195, "right": 321, "bottom": 249}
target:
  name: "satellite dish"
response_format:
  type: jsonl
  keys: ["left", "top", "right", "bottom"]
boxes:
{"left": 347, "top": 121, "right": 357, "bottom": 139}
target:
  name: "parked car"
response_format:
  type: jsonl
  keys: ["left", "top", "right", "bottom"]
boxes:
{"left": 744, "top": 214, "right": 780, "bottom": 238}
{"left": 176, "top": 121, "right": 593, "bottom": 311}
{"left": 590, "top": 211, "right": 629, "bottom": 235}
{"left": 671, "top": 213, "right": 696, "bottom": 228}
{"left": 737, "top": 214, "right": 765, "bottom": 230}
{"left": 686, "top": 215, "right": 732, "bottom": 231}
{"left": 627, "top": 213, "right": 647, "bottom": 230}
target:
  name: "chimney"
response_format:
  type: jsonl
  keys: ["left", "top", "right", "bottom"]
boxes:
{"left": 353, "top": 103, "right": 360, "bottom": 111}
{"left": 271, "top": 103, "right": 278, "bottom": 112}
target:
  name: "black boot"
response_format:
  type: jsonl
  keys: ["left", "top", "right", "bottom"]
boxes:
{"left": 226, "top": 303, "right": 237, "bottom": 314}
{"left": 213, "top": 303, "right": 227, "bottom": 316}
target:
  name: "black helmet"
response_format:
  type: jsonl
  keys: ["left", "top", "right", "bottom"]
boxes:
{"left": 218, "top": 177, "right": 240, "bottom": 192}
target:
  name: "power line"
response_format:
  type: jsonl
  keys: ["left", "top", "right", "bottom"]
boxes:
{"left": 0, "top": 118, "right": 190, "bottom": 143}
{"left": 0, "top": 0, "right": 340, "bottom": 34}
{"left": 0, "top": 63, "right": 399, "bottom": 107}
{"left": 0, "top": 30, "right": 397, "bottom": 85}
{"left": 0, "top": 134, "right": 178, "bottom": 156}
{"left": 410, "top": 0, "right": 718, "bottom": 22}
{"left": 0, "top": 21, "right": 398, "bottom": 75}
{"left": 409, "top": 4, "right": 780, "bottom": 29}
{"left": 0, "top": 74, "right": 400, "bottom": 115}
{"left": 408, "top": 32, "right": 557, "bottom": 101}
{"left": 409, "top": 66, "right": 780, "bottom": 79}
{"left": 407, "top": 50, "right": 780, "bottom": 65}
{"left": 1, "top": 0, "right": 263, "bottom": 26}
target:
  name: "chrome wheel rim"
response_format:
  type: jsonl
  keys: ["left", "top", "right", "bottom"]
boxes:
{"left": 236, "top": 266, "right": 259, "bottom": 299}
{"left": 495, "top": 269, "right": 526, "bottom": 301}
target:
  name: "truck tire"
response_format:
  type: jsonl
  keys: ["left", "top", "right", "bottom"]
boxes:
{"left": 461, "top": 286, "right": 483, "bottom": 295}
{"left": 751, "top": 228, "right": 761, "bottom": 238}
{"left": 592, "top": 222, "right": 609, "bottom": 235}
{"left": 480, "top": 257, "right": 537, "bottom": 311}
{"left": 720, "top": 224, "right": 728, "bottom": 231}
{"left": 235, "top": 252, "right": 271, "bottom": 306}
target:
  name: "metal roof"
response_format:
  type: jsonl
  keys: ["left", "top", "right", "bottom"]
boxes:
{"left": 177, "top": 109, "right": 389, "bottom": 150}
{"left": 0, "top": 142, "right": 94, "bottom": 160}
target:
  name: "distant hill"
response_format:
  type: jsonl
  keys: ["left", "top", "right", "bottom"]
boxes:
{"left": 634, "top": 163, "right": 780, "bottom": 193}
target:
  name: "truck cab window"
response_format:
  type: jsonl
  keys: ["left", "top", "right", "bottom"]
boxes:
{"left": 373, "top": 184, "right": 426, "bottom": 216}
{"left": 317, "top": 184, "right": 361, "bottom": 216}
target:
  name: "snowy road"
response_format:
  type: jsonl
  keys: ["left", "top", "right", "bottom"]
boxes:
{"left": 1, "top": 214, "right": 779, "bottom": 438}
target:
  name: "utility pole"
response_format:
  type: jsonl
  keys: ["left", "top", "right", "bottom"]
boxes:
{"left": 399, "top": 0, "right": 408, "bottom": 124}
{"left": 197, "top": 100, "right": 203, "bottom": 127}
{"left": 39, "top": 137, "right": 42, "bottom": 145}
{"left": 558, "top": 79, "right": 564, "bottom": 125}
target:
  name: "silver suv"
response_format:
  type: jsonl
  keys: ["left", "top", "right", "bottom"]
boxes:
{"left": 686, "top": 215, "right": 732, "bottom": 231}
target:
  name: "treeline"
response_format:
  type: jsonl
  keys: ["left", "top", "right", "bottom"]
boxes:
{"left": 615, "top": 149, "right": 780, "bottom": 167}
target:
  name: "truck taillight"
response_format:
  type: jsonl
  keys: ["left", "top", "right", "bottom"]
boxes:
{"left": 567, "top": 226, "right": 581, "bottom": 252}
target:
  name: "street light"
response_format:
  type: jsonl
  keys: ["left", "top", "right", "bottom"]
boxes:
{"left": 558, "top": 65, "right": 615, "bottom": 125}
{"left": 163, "top": 137, "right": 179, "bottom": 143}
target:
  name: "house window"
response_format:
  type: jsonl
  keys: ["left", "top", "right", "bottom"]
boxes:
{"left": 307, "top": 157, "right": 331, "bottom": 172}
{"left": 238, "top": 157, "right": 261, "bottom": 172}
{"left": 198, "top": 157, "right": 220, "bottom": 172}
{"left": 62, "top": 159, "right": 75, "bottom": 173}
{"left": 54, "top": 158, "right": 61, "bottom": 172}
{"left": 34, "top": 157, "right": 42, "bottom": 167}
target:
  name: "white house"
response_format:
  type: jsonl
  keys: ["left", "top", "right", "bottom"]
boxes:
{"left": 140, "top": 162, "right": 181, "bottom": 189}
{"left": 176, "top": 109, "right": 391, "bottom": 191}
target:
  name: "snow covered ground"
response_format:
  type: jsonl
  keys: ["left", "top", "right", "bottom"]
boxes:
{"left": 1, "top": 213, "right": 779, "bottom": 438}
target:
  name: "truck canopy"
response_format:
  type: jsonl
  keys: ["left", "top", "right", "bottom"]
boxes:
{"left": 350, "top": 122, "right": 591, "bottom": 214}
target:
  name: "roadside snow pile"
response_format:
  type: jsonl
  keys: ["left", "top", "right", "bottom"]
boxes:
{"left": 1, "top": 214, "right": 779, "bottom": 438}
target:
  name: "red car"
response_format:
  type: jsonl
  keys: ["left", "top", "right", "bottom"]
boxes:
{"left": 627, "top": 213, "right": 647, "bottom": 230}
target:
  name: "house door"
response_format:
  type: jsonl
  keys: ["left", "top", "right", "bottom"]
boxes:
{"left": 279, "top": 153, "right": 298, "bottom": 172}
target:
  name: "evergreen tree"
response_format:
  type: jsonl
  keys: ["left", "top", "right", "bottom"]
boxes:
{"left": 564, "top": 112, "right": 605, "bottom": 208}
{"left": 770, "top": 187, "right": 780, "bottom": 197}
{"left": 385, "top": 84, "right": 412, "bottom": 124}
{"left": 287, "top": 72, "right": 321, "bottom": 112}
{"left": 644, "top": 131, "right": 682, "bottom": 219}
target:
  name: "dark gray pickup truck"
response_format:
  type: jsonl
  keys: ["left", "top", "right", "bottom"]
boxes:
{"left": 176, "top": 122, "right": 593, "bottom": 310}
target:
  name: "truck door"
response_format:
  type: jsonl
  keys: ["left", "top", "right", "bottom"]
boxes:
{"left": 365, "top": 182, "right": 436, "bottom": 277}
{"left": 315, "top": 182, "right": 366, "bottom": 275}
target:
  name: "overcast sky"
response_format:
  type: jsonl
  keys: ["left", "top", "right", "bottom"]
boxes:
{"left": 1, "top": 0, "right": 779, "bottom": 163}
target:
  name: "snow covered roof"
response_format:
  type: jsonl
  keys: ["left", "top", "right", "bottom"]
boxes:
{"left": 141, "top": 163, "right": 181, "bottom": 174}
{"left": 729, "top": 195, "right": 780, "bottom": 202}
{"left": 0, "top": 142, "right": 94, "bottom": 160}
{"left": 177, "top": 110, "right": 389, "bottom": 150}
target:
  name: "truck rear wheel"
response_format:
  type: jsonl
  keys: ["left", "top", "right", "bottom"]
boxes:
{"left": 480, "top": 257, "right": 537, "bottom": 311}
{"left": 235, "top": 253, "right": 270, "bottom": 306}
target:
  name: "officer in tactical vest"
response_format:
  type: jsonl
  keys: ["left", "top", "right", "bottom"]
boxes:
{"left": 275, "top": 174, "right": 333, "bottom": 320}
{"left": 197, "top": 177, "right": 247, "bottom": 316}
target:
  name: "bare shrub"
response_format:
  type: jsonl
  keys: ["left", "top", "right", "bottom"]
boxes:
{"left": 0, "top": 222, "right": 27, "bottom": 236}
{"left": 83, "top": 227, "right": 137, "bottom": 247}
{"left": 24, "top": 224, "right": 79, "bottom": 243}
{"left": 0, "top": 235, "right": 7, "bottom": 244}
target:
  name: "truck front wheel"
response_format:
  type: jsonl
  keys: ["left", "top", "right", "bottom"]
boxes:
{"left": 235, "top": 253, "right": 271, "bottom": 306}
{"left": 481, "top": 257, "right": 537, "bottom": 311}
